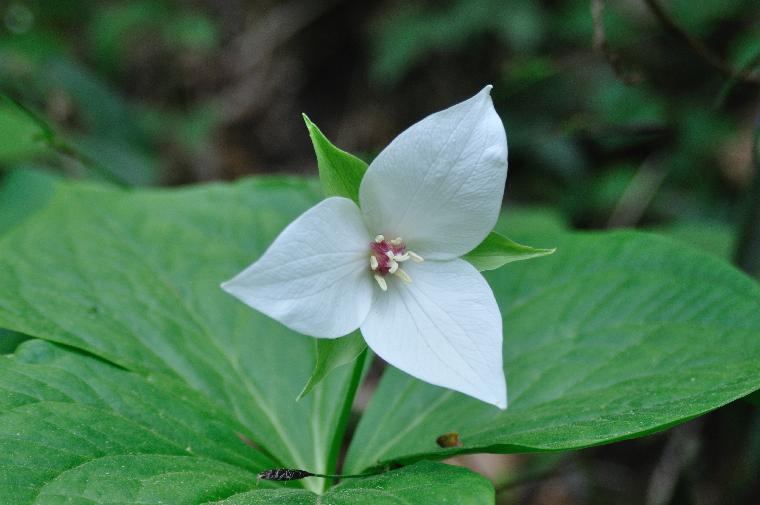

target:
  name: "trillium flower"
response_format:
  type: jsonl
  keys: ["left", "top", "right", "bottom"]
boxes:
{"left": 222, "top": 86, "right": 508, "bottom": 408}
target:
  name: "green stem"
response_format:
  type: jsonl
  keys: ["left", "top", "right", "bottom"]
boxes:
{"left": 1, "top": 93, "right": 133, "bottom": 187}
{"left": 52, "top": 139, "right": 133, "bottom": 188}
{"left": 324, "top": 348, "right": 369, "bottom": 486}
{"left": 311, "top": 471, "right": 377, "bottom": 479}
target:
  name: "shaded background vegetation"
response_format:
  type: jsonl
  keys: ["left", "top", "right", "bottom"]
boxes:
{"left": 1, "top": 0, "right": 759, "bottom": 503}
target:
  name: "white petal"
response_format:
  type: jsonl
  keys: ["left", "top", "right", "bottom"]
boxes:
{"left": 359, "top": 86, "right": 508, "bottom": 260}
{"left": 360, "top": 259, "right": 507, "bottom": 408}
{"left": 222, "top": 197, "right": 374, "bottom": 338}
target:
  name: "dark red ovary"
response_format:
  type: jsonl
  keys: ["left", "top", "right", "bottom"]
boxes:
{"left": 370, "top": 240, "right": 406, "bottom": 275}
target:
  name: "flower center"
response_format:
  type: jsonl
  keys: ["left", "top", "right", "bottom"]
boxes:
{"left": 368, "top": 235, "right": 423, "bottom": 291}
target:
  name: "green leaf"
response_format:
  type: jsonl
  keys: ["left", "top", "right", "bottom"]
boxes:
{"left": 1, "top": 339, "right": 490, "bottom": 503}
{"left": 345, "top": 229, "right": 760, "bottom": 472}
{"left": 0, "top": 177, "right": 355, "bottom": 494}
{"left": 303, "top": 114, "right": 367, "bottom": 203}
{"left": 0, "top": 339, "right": 273, "bottom": 503}
{"left": 463, "top": 231, "right": 555, "bottom": 271}
{"left": 0, "top": 168, "right": 59, "bottom": 234}
{"left": 208, "top": 461, "right": 493, "bottom": 505}
{"left": 495, "top": 206, "right": 567, "bottom": 240}
{"left": 298, "top": 332, "right": 368, "bottom": 400}
{"left": 32, "top": 456, "right": 262, "bottom": 504}
{"left": 653, "top": 221, "right": 735, "bottom": 261}
{"left": 0, "top": 95, "right": 53, "bottom": 162}
{"left": 0, "top": 328, "right": 28, "bottom": 354}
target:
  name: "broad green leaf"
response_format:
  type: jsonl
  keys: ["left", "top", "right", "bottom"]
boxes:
{"left": 298, "top": 333, "right": 367, "bottom": 400}
{"left": 0, "top": 339, "right": 272, "bottom": 503}
{"left": 0, "top": 177, "right": 355, "bottom": 494}
{"left": 303, "top": 114, "right": 368, "bottom": 203}
{"left": 496, "top": 206, "right": 567, "bottom": 240}
{"left": 0, "top": 169, "right": 58, "bottom": 356}
{"left": 207, "top": 461, "right": 493, "bottom": 505}
{"left": 653, "top": 221, "right": 735, "bottom": 261}
{"left": 0, "top": 168, "right": 59, "bottom": 234}
{"left": 0, "top": 95, "right": 53, "bottom": 162}
{"left": 32, "top": 455, "right": 262, "bottom": 505}
{"left": 345, "top": 230, "right": 760, "bottom": 472}
{"left": 0, "top": 340, "right": 490, "bottom": 503}
{"left": 0, "top": 328, "right": 28, "bottom": 354}
{"left": 463, "top": 231, "right": 555, "bottom": 271}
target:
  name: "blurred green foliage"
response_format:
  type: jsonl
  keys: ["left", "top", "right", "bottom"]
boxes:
{"left": 0, "top": 0, "right": 758, "bottom": 254}
{"left": 1, "top": 0, "right": 757, "bottom": 237}
{"left": 372, "top": 0, "right": 758, "bottom": 235}
{"left": 0, "top": 0, "right": 756, "bottom": 285}
{"left": 0, "top": 0, "right": 223, "bottom": 185}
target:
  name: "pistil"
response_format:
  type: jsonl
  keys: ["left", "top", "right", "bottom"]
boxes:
{"left": 368, "top": 236, "right": 423, "bottom": 290}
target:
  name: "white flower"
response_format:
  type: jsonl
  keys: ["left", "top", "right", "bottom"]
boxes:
{"left": 222, "top": 86, "right": 508, "bottom": 408}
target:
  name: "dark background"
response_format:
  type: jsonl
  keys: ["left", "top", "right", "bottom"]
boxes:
{"left": 1, "top": 0, "right": 759, "bottom": 503}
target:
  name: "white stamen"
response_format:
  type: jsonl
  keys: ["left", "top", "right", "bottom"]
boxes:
{"left": 408, "top": 251, "right": 424, "bottom": 263}
{"left": 374, "top": 274, "right": 387, "bottom": 291}
{"left": 374, "top": 235, "right": 385, "bottom": 243}
{"left": 390, "top": 237, "right": 403, "bottom": 246}
{"left": 393, "top": 252, "right": 410, "bottom": 262}
{"left": 389, "top": 260, "right": 399, "bottom": 274}
{"left": 394, "top": 268, "right": 412, "bottom": 283}
{"left": 370, "top": 256, "right": 379, "bottom": 271}
{"left": 385, "top": 250, "right": 395, "bottom": 259}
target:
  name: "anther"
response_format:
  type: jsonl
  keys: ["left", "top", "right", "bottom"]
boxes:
{"left": 408, "top": 251, "right": 424, "bottom": 263}
{"left": 374, "top": 274, "right": 388, "bottom": 291}
{"left": 368, "top": 235, "right": 417, "bottom": 284}
{"left": 393, "top": 252, "right": 410, "bottom": 262}
{"left": 394, "top": 268, "right": 412, "bottom": 283}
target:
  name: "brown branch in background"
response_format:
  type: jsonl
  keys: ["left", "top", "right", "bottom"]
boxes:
{"left": 733, "top": 112, "right": 760, "bottom": 277}
{"left": 590, "top": 0, "right": 644, "bottom": 85}
{"left": 645, "top": 422, "right": 701, "bottom": 505}
{"left": 607, "top": 154, "right": 668, "bottom": 228}
{"left": 642, "top": 0, "right": 760, "bottom": 84}
{"left": 590, "top": 0, "right": 607, "bottom": 55}
{"left": 225, "top": 0, "right": 343, "bottom": 78}
{"left": 220, "top": 0, "right": 343, "bottom": 122}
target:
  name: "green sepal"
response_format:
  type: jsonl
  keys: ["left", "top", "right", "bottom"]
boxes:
{"left": 463, "top": 231, "right": 556, "bottom": 271}
{"left": 298, "top": 332, "right": 368, "bottom": 400}
{"left": 303, "top": 114, "right": 368, "bottom": 203}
